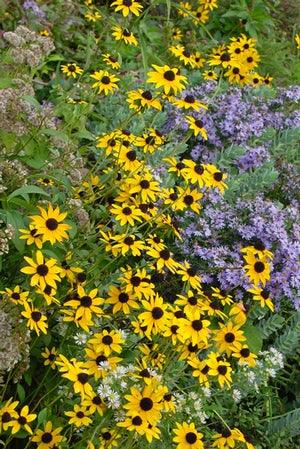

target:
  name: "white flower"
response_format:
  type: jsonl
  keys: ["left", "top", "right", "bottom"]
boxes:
{"left": 74, "top": 332, "right": 88, "bottom": 345}
{"left": 202, "top": 387, "right": 211, "bottom": 398}
{"left": 232, "top": 389, "right": 242, "bottom": 403}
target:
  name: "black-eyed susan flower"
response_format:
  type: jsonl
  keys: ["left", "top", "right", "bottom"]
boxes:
{"left": 212, "top": 428, "right": 244, "bottom": 449}
{"left": 65, "top": 405, "right": 92, "bottom": 427}
{"left": 172, "top": 28, "right": 183, "bottom": 41}
{"left": 2, "top": 285, "right": 29, "bottom": 305}
{"left": 188, "top": 356, "right": 210, "bottom": 387}
{"left": 98, "top": 428, "right": 121, "bottom": 449}
{"left": 117, "top": 415, "right": 148, "bottom": 439}
{"left": 214, "top": 321, "right": 246, "bottom": 355}
{"left": 164, "top": 157, "right": 187, "bottom": 176}
{"left": 61, "top": 63, "right": 83, "bottom": 78}
{"left": 31, "top": 421, "right": 63, "bottom": 448}
{"left": 178, "top": 2, "right": 192, "bottom": 17}
{"left": 128, "top": 172, "right": 160, "bottom": 202}
{"left": 30, "top": 205, "right": 71, "bottom": 245}
{"left": 193, "top": 6, "right": 210, "bottom": 24}
{"left": 185, "top": 115, "right": 208, "bottom": 139}
{"left": 21, "top": 251, "right": 61, "bottom": 290}
{"left": 177, "top": 262, "right": 202, "bottom": 289}
{"left": 41, "top": 346, "right": 57, "bottom": 369}
{"left": 56, "top": 356, "right": 93, "bottom": 398}
{"left": 200, "top": 0, "right": 218, "bottom": 10}
{"left": 112, "top": 25, "right": 138, "bottom": 46}
{"left": 113, "top": 234, "right": 145, "bottom": 256}
{"left": 102, "top": 53, "right": 121, "bottom": 70}
{"left": 295, "top": 34, "right": 300, "bottom": 49}
{"left": 64, "top": 285, "right": 103, "bottom": 331}
{"left": 135, "top": 128, "right": 164, "bottom": 153}
{"left": 0, "top": 398, "right": 19, "bottom": 432}
{"left": 82, "top": 393, "right": 106, "bottom": 415}
{"left": 37, "top": 177, "right": 54, "bottom": 187}
{"left": 111, "top": 0, "right": 143, "bottom": 16}
{"left": 118, "top": 146, "right": 141, "bottom": 171}
{"left": 176, "top": 290, "right": 203, "bottom": 315}
{"left": 84, "top": 10, "right": 102, "bottom": 21}
{"left": 169, "top": 45, "right": 197, "bottom": 68}
{"left": 89, "top": 329, "right": 124, "bottom": 356}
{"left": 243, "top": 253, "right": 271, "bottom": 286}
{"left": 106, "top": 285, "right": 139, "bottom": 314}
{"left": 173, "top": 421, "right": 204, "bottom": 449}
{"left": 90, "top": 70, "right": 119, "bottom": 95}
{"left": 182, "top": 159, "right": 210, "bottom": 186}
{"left": 10, "top": 406, "right": 36, "bottom": 435}
{"left": 60, "top": 260, "right": 84, "bottom": 284}
{"left": 124, "top": 382, "right": 164, "bottom": 424}
{"left": 139, "top": 294, "right": 170, "bottom": 338}
{"left": 127, "top": 89, "right": 162, "bottom": 112}
{"left": 209, "top": 45, "right": 231, "bottom": 68}
{"left": 147, "top": 246, "right": 180, "bottom": 273}
{"left": 171, "top": 94, "right": 207, "bottom": 111}
{"left": 206, "top": 164, "right": 228, "bottom": 192}
{"left": 232, "top": 345, "right": 257, "bottom": 367}
{"left": 176, "top": 186, "right": 203, "bottom": 214}
{"left": 120, "top": 266, "right": 155, "bottom": 299}
{"left": 247, "top": 286, "right": 274, "bottom": 311}
{"left": 147, "top": 65, "right": 187, "bottom": 95}
{"left": 21, "top": 302, "right": 48, "bottom": 335}
{"left": 242, "top": 241, "right": 273, "bottom": 260}
{"left": 262, "top": 74, "right": 273, "bottom": 86}
{"left": 110, "top": 203, "right": 142, "bottom": 226}
{"left": 178, "top": 309, "right": 210, "bottom": 346}
{"left": 203, "top": 69, "right": 218, "bottom": 80}
{"left": 19, "top": 225, "right": 43, "bottom": 249}
{"left": 207, "top": 353, "right": 232, "bottom": 388}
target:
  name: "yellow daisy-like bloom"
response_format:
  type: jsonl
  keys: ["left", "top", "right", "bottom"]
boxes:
{"left": 41, "top": 346, "right": 57, "bottom": 369}
{"left": 82, "top": 393, "right": 106, "bottom": 415}
{"left": 1, "top": 285, "right": 29, "bottom": 305}
{"left": 102, "top": 53, "right": 121, "bottom": 69}
{"left": 106, "top": 285, "right": 139, "bottom": 314}
{"left": 64, "top": 285, "right": 103, "bottom": 331}
{"left": 21, "top": 250, "right": 61, "bottom": 290}
{"left": 172, "top": 28, "right": 183, "bottom": 41}
{"left": 61, "top": 63, "right": 83, "bottom": 78}
{"left": 120, "top": 266, "right": 155, "bottom": 299}
{"left": 112, "top": 25, "right": 138, "bottom": 46}
{"left": 188, "top": 356, "right": 210, "bottom": 387}
{"left": 0, "top": 398, "right": 19, "bottom": 432}
{"left": 177, "top": 262, "right": 202, "bottom": 289}
{"left": 98, "top": 428, "right": 121, "bottom": 449}
{"left": 200, "top": 0, "right": 218, "bottom": 11}
{"left": 111, "top": 0, "right": 143, "bottom": 17}
{"left": 19, "top": 224, "right": 43, "bottom": 249}
{"left": 30, "top": 204, "right": 71, "bottom": 245}
{"left": 127, "top": 89, "right": 162, "bottom": 112}
{"left": 110, "top": 203, "right": 143, "bottom": 226}
{"left": 31, "top": 421, "right": 63, "bottom": 449}
{"left": 214, "top": 321, "right": 246, "bottom": 355}
{"left": 169, "top": 45, "right": 197, "bottom": 68}
{"left": 84, "top": 10, "right": 102, "bottom": 22}
{"left": 88, "top": 329, "right": 124, "bottom": 356}
{"left": 134, "top": 128, "right": 165, "bottom": 153}
{"left": 176, "top": 290, "right": 203, "bottom": 315}
{"left": 37, "top": 177, "right": 54, "bottom": 187}
{"left": 84, "top": 346, "right": 122, "bottom": 379}
{"left": 65, "top": 404, "right": 92, "bottom": 427}
{"left": 173, "top": 421, "right": 204, "bottom": 449}
{"left": 147, "top": 246, "right": 180, "bottom": 273}
{"left": 112, "top": 234, "right": 146, "bottom": 257}
{"left": 57, "top": 357, "right": 93, "bottom": 399}
{"left": 124, "top": 382, "right": 164, "bottom": 425}
{"left": 21, "top": 302, "right": 48, "bottom": 335}
{"left": 117, "top": 146, "right": 141, "bottom": 171}
{"left": 206, "top": 164, "right": 228, "bottom": 192}
{"left": 178, "top": 2, "right": 192, "bottom": 17}
{"left": 241, "top": 242, "right": 273, "bottom": 260}
{"left": 247, "top": 286, "right": 274, "bottom": 311}
{"left": 295, "top": 34, "right": 300, "bottom": 49}
{"left": 178, "top": 309, "right": 210, "bottom": 346}
{"left": 139, "top": 293, "right": 170, "bottom": 338}
{"left": 176, "top": 186, "right": 203, "bottom": 214}
{"left": 147, "top": 65, "right": 187, "bottom": 95}
{"left": 193, "top": 6, "right": 210, "bottom": 24}
{"left": 117, "top": 415, "right": 148, "bottom": 439}
{"left": 203, "top": 69, "right": 218, "bottom": 80}
{"left": 10, "top": 406, "right": 36, "bottom": 435}
{"left": 207, "top": 353, "right": 232, "bottom": 388}
{"left": 128, "top": 172, "right": 160, "bottom": 202}
{"left": 186, "top": 115, "right": 208, "bottom": 139}
{"left": 232, "top": 345, "right": 257, "bottom": 367}
{"left": 171, "top": 94, "right": 207, "bottom": 111}
{"left": 90, "top": 70, "right": 119, "bottom": 95}
{"left": 243, "top": 253, "right": 271, "bottom": 287}
{"left": 212, "top": 427, "right": 244, "bottom": 449}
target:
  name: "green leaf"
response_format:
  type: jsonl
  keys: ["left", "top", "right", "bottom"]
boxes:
{"left": 243, "top": 324, "right": 263, "bottom": 353}
{"left": 17, "top": 384, "right": 26, "bottom": 402}
{"left": 8, "top": 185, "right": 50, "bottom": 202}
{"left": 37, "top": 408, "right": 48, "bottom": 426}
{"left": 5, "top": 210, "right": 26, "bottom": 253}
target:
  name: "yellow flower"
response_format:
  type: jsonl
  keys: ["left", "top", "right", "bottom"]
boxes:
{"left": 19, "top": 224, "right": 43, "bottom": 249}
{"left": 203, "top": 69, "right": 218, "bottom": 81}
{"left": 212, "top": 427, "right": 244, "bottom": 449}
{"left": 88, "top": 329, "right": 124, "bottom": 356}
{"left": 21, "top": 302, "right": 48, "bottom": 335}
{"left": 207, "top": 353, "right": 232, "bottom": 388}
{"left": 206, "top": 164, "right": 228, "bottom": 192}
{"left": 178, "top": 309, "right": 210, "bottom": 346}
{"left": 106, "top": 285, "right": 139, "bottom": 314}
{"left": 110, "top": 203, "right": 143, "bottom": 226}
{"left": 30, "top": 204, "right": 71, "bottom": 245}
{"left": 185, "top": 115, "right": 208, "bottom": 139}
{"left": 171, "top": 94, "right": 207, "bottom": 111}
{"left": 295, "top": 34, "right": 300, "bottom": 49}
{"left": 41, "top": 347, "right": 57, "bottom": 369}
{"left": 124, "top": 382, "right": 164, "bottom": 425}
{"left": 61, "top": 63, "right": 83, "bottom": 78}
{"left": 111, "top": 0, "right": 143, "bottom": 17}
{"left": 64, "top": 285, "right": 103, "bottom": 331}
{"left": 173, "top": 421, "right": 204, "bottom": 449}
{"left": 21, "top": 250, "right": 61, "bottom": 290}
{"left": 1, "top": 285, "right": 29, "bottom": 305}
{"left": 127, "top": 89, "right": 162, "bottom": 112}
{"left": 147, "top": 246, "right": 180, "bottom": 273}
{"left": 90, "top": 70, "right": 119, "bottom": 95}
{"left": 232, "top": 346, "right": 257, "bottom": 367}
{"left": 112, "top": 25, "right": 138, "bottom": 46}
{"left": 102, "top": 53, "right": 121, "bottom": 69}
{"left": 10, "top": 406, "right": 36, "bottom": 435}
{"left": 147, "top": 65, "right": 187, "bottom": 95}
{"left": 31, "top": 421, "right": 64, "bottom": 448}
{"left": 214, "top": 321, "right": 246, "bottom": 355}
{"left": 139, "top": 294, "right": 170, "bottom": 338}
{"left": 0, "top": 398, "right": 19, "bottom": 432}
{"left": 243, "top": 252, "right": 271, "bottom": 286}
{"left": 65, "top": 404, "right": 92, "bottom": 427}
{"left": 247, "top": 286, "right": 274, "bottom": 311}
{"left": 84, "top": 10, "right": 102, "bottom": 22}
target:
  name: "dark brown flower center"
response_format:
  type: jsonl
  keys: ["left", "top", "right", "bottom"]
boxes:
{"left": 80, "top": 295, "right": 92, "bottom": 307}
{"left": 140, "top": 180, "right": 150, "bottom": 189}
{"left": 101, "top": 76, "right": 111, "bottom": 84}
{"left": 131, "top": 276, "right": 141, "bottom": 286}
{"left": 164, "top": 70, "right": 175, "bottom": 81}
{"left": 96, "top": 355, "right": 107, "bottom": 365}
{"left": 240, "top": 348, "right": 250, "bottom": 357}
{"left": 224, "top": 332, "right": 235, "bottom": 343}
{"left": 192, "top": 319, "right": 202, "bottom": 331}
{"left": 76, "top": 411, "right": 84, "bottom": 418}
{"left": 254, "top": 261, "right": 265, "bottom": 273}
{"left": 218, "top": 365, "right": 227, "bottom": 375}
{"left": 159, "top": 249, "right": 170, "bottom": 260}
{"left": 37, "top": 264, "right": 49, "bottom": 276}
{"left": 41, "top": 432, "right": 53, "bottom": 443}
{"left": 184, "top": 195, "right": 194, "bottom": 205}
{"left": 126, "top": 150, "right": 136, "bottom": 161}
{"left": 122, "top": 207, "right": 132, "bottom": 215}
{"left": 46, "top": 218, "right": 58, "bottom": 231}
{"left": 142, "top": 90, "right": 152, "bottom": 100}
{"left": 213, "top": 171, "right": 223, "bottom": 181}
{"left": 31, "top": 311, "right": 42, "bottom": 322}
{"left": 140, "top": 397, "right": 153, "bottom": 411}
{"left": 152, "top": 307, "right": 164, "bottom": 319}
{"left": 186, "top": 432, "right": 197, "bottom": 444}
{"left": 68, "top": 64, "right": 76, "bottom": 72}
{"left": 261, "top": 289, "right": 270, "bottom": 299}
{"left": 77, "top": 372, "right": 89, "bottom": 384}
{"left": 132, "top": 416, "right": 142, "bottom": 425}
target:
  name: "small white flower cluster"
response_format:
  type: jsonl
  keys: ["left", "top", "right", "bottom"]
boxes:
{"left": 97, "top": 363, "right": 134, "bottom": 410}
{"left": 232, "top": 389, "right": 242, "bottom": 403}
{"left": 74, "top": 332, "right": 88, "bottom": 345}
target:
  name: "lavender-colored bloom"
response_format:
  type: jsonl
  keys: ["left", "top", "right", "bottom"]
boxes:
{"left": 23, "top": 0, "right": 46, "bottom": 18}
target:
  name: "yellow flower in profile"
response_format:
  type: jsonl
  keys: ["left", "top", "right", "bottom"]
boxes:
{"left": 185, "top": 115, "right": 208, "bottom": 139}
{"left": 90, "top": 70, "right": 119, "bottom": 95}
{"left": 111, "top": 0, "right": 143, "bottom": 17}
{"left": 112, "top": 25, "right": 138, "bottom": 46}
{"left": 30, "top": 204, "right": 71, "bottom": 245}
{"left": 171, "top": 94, "right": 207, "bottom": 111}
{"left": 19, "top": 224, "right": 43, "bottom": 249}
{"left": 84, "top": 10, "right": 102, "bottom": 22}
{"left": 247, "top": 286, "right": 274, "bottom": 311}
{"left": 21, "top": 250, "right": 61, "bottom": 290}
{"left": 147, "top": 65, "right": 187, "bottom": 95}
{"left": 295, "top": 34, "right": 300, "bottom": 49}
{"left": 61, "top": 63, "right": 83, "bottom": 78}
{"left": 102, "top": 53, "right": 121, "bottom": 70}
